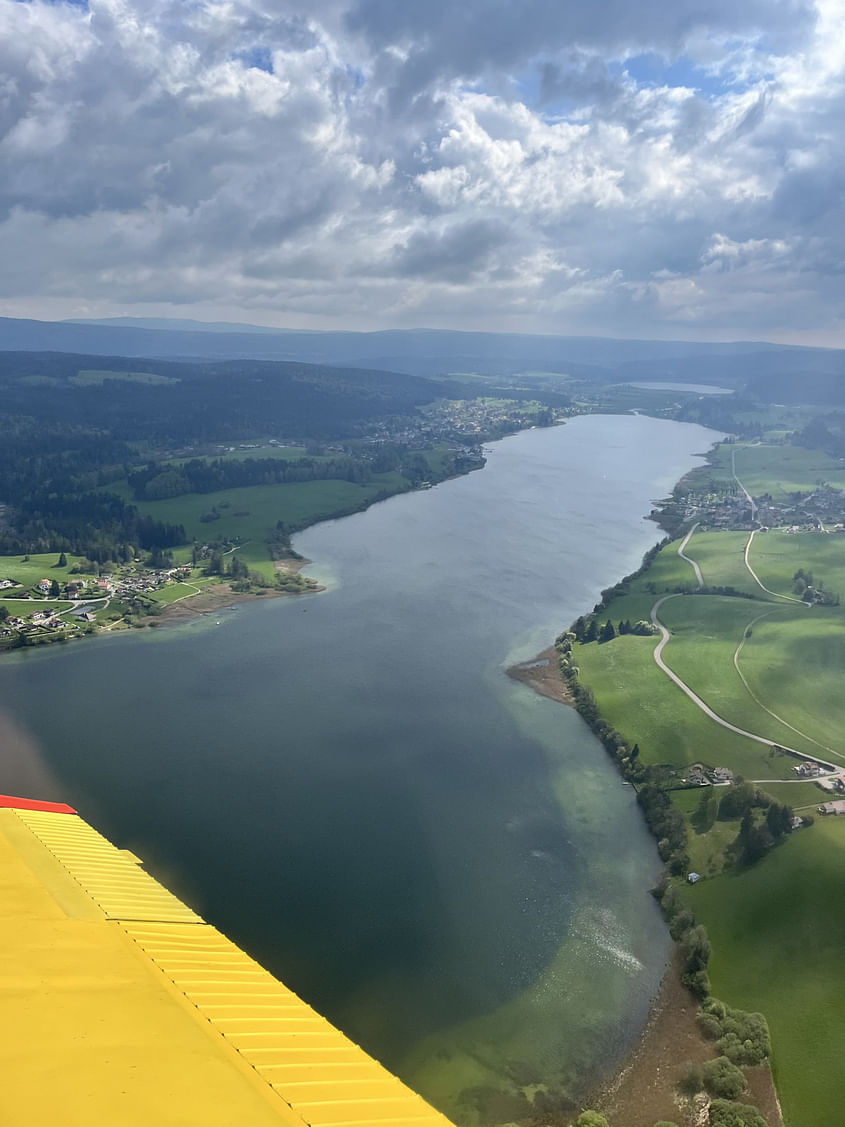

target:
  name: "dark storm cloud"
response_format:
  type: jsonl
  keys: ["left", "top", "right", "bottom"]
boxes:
{"left": 389, "top": 219, "right": 514, "bottom": 282}
{"left": 344, "top": 0, "right": 816, "bottom": 97}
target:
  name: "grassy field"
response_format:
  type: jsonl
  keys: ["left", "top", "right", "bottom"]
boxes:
{"left": 146, "top": 581, "right": 204, "bottom": 606}
{"left": 748, "top": 530, "right": 845, "bottom": 597}
{"left": 682, "top": 530, "right": 762, "bottom": 595}
{"left": 737, "top": 611, "right": 845, "bottom": 758}
{"left": 686, "top": 818, "right": 845, "bottom": 1127}
{"left": 701, "top": 442, "right": 845, "bottom": 499}
{"left": 574, "top": 633, "right": 783, "bottom": 779}
{"left": 671, "top": 789, "right": 743, "bottom": 876}
{"left": 128, "top": 471, "right": 409, "bottom": 556}
{"left": 0, "top": 599, "right": 73, "bottom": 617}
{"left": 570, "top": 436, "right": 845, "bottom": 1127}
{"left": 756, "top": 781, "right": 825, "bottom": 808}
{"left": 656, "top": 596, "right": 831, "bottom": 761}
{"left": 0, "top": 552, "right": 80, "bottom": 586}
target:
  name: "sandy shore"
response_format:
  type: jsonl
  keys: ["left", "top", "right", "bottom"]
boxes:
{"left": 506, "top": 645, "right": 574, "bottom": 704}
{"left": 586, "top": 950, "right": 781, "bottom": 1127}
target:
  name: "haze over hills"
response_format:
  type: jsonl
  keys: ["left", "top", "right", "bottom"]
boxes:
{"left": 3, "top": 316, "right": 845, "bottom": 390}
{"left": 64, "top": 317, "right": 318, "bottom": 335}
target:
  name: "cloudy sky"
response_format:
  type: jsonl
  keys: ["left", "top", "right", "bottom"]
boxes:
{"left": 2, "top": 0, "right": 844, "bottom": 343}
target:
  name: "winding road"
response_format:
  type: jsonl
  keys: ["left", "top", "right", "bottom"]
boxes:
{"left": 677, "top": 523, "right": 703, "bottom": 587}
{"left": 649, "top": 594, "right": 843, "bottom": 771}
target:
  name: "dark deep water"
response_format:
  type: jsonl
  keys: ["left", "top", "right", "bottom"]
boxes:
{"left": 0, "top": 414, "right": 722, "bottom": 1119}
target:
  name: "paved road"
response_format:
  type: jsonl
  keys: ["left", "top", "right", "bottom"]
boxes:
{"left": 677, "top": 523, "right": 703, "bottom": 587}
{"left": 731, "top": 447, "right": 806, "bottom": 604}
{"left": 743, "top": 529, "right": 807, "bottom": 604}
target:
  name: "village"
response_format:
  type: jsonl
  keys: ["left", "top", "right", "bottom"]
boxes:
{"left": 0, "top": 563, "right": 194, "bottom": 646}
{"left": 681, "top": 481, "right": 845, "bottom": 533}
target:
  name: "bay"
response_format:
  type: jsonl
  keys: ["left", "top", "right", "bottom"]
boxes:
{"left": 0, "top": 413, "right": 721, "bottom": 1122}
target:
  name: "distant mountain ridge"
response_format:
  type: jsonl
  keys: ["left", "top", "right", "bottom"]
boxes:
{"left": 1, "top": 316, "right": 844, "bottom": 388}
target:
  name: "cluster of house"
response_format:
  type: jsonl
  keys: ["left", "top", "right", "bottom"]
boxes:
{"left": 1, "top": 608, "right": 67, "bottom": 635}
{"left": 817, "top": 799, "right": 845, "bottom": 816}
{"left": 682, "top": 481, "right": 845, "bottom": 533}
{"left": 682, "top": 491, "right": 754, "bottom": 530}
{"left": 114, "top": 566, "right": 191, "bottom": 598}
{"left": 684, "top": 764, "right": 735, "bottom": 787}
{"left": 793, "top": 759, "right": 827, "bottom": 778}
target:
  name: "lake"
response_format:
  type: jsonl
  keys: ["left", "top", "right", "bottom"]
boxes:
{"left": 626, "top": 381, "right": 735, "bottom": 395}
{"left": 0, "top": 413, "right": 721, "bottom": 1123}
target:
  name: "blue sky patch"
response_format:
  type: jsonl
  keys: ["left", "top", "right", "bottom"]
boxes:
{"left": 237, "top": 46, "right": 274, "bottom": 74}
{"left": 624, "top": 52, "right": 732, "bottom": 97}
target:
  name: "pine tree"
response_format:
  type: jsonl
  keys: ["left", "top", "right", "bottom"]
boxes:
{"left": 598, "top": 620, "right": 616, "bottom": 644}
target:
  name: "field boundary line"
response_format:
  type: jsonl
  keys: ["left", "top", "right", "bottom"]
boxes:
{"left": 732, "top": 612, "right": 841, "bottom": 758}
{"left": 649, "top": 594, "right": 842, "bottom": 771}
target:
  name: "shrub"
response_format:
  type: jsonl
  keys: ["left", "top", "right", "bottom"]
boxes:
{"left": 668, "top": 907, "right": 695, "bottom": 941}
{"left": 697, "top": 1011, "right": 723, "bottom": 1040}
{"left": 682, "top": 967, "right": 711, "bottom": 998}
{"left": 702, "top": 1056, "right": 746, "bottom": 1100}
{"left": 679, "top": 1062, "right": 704, "bottom": 1094}
{"left": 708, "top": 1099, "right": 768, "bottom": 1127}
{"left": 700, "top": 999, "right": 771, "bottom": 1065}
{"left": 575, "top": 1113, "right": 611, "bottom": 1127}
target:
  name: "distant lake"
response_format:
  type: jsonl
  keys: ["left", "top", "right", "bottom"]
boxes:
{"left": 626, "top": 380, "right": 735, "bottom": 395}
{"left": 0, "top": 414, "right": 722, "bottom": 1122}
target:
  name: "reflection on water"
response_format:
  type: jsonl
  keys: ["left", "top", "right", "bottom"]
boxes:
{"left": 0, "top": 709, "right": 66, "bottom": 802}
{"left": 0, "top": 415, "right": 722, "bottom": 1123}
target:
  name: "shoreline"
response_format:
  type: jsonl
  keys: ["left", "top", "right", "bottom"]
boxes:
{"left": 512, "top": 644, "right": 784, "bottom": 1126}
{"left": 146, "top": 558, "right": 323, "bottom": 626}
{"left": 506, "top": 645, "right": 574, "bottom": 704}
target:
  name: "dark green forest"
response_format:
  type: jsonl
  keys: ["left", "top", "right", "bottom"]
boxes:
{"left": 0, "top": 350, "right": 505, "bottom": 560}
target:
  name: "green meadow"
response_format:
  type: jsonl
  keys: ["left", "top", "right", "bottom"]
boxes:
{"left": 146, "top": 581, "right": 206, "bottom": 606}
{"left": 0, "top": 551, "right": 80, "bottom": 587}
{"left": 0, "top": 599, "right": 73, "bottom": 618}
{"left": 703, "top": 442, "right": 845, "bottom": 499}
{"left": 574, "top": 632, "right": 782, "bottom": 779}
{"left": 130, "top": 472, "right": 409, "bottom": 556}
{"left": 681, "top": 530, "right": 762, "bottom": 594}
{"left": 570, "top": 436, "right": 845, "bottom": 1127}
{"left": 686, "top": 819, "right": 845, "bottom": 1127}
{"left": 748, "top": 530, "right": 845, "bottom": 595}
{"left": 656, "top": 596, "right": 829, "bottom": 760}
{"left": 738, "top": 611, "right": 845, "bottom": 758}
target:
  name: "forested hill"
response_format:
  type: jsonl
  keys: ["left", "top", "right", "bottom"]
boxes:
{"left": 0, "top": 350, "right": 454, "bottom": 561}
{"left": 3, "top": 315, "right": 844, "bottom": 385}
{"left": 0, "top": 351, "right": 455, "bottom": 442}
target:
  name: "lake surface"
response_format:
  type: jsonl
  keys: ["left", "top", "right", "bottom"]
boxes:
{"left": 0, "top": 414, "right": 721, "bottom": 1123}
{"left": 626, "top": 380, "right": 735, "bottom": 395}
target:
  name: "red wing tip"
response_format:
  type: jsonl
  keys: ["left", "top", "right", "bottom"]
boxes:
{"left": 0, "top": 795, "right": 77, "bottom": 814}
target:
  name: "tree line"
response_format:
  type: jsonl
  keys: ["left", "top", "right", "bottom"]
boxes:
{"left": 128, "top": 454, "right": 372, "bottom": 501}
